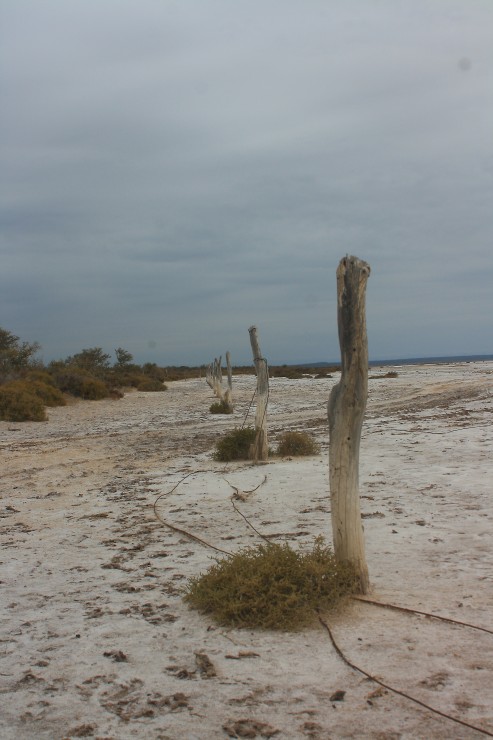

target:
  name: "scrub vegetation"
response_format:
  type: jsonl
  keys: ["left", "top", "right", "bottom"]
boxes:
{"left": 213, "top": 427, "right": 257, "bottom": 461}
{"left": 0, "top": 326, "right": 167, "bottom": 421}
{"left": 185, "top": 538, "right": 358, "bottom": 630}
{"left": 276, "top": 431, "right": 320, "bottom": 457}
{"left": 209, "top": 399, "right": 234, "bottom": 414}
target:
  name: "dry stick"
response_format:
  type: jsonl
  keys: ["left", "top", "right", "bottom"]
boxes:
{"left": 153, "top": 471, "right": 232, "bottom": 556}
{"left": 318, "top": 613, "right": 493, "bottom": 738}
{"left": 352, "top": 595, "right": 493, "bottom": 635}
{"left": 222, "top": 475, "right": 272, "bottom": 544}
{"left": 230, "top": 499, "right": 271, "bottom": 544}
{"left": 222, "top": 474, "right": 267, "bottom": 499}
{"left": 153, "top": 471, "right": 268, "bottom": 556}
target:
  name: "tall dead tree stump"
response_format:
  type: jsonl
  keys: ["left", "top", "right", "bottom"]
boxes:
{"left": 328, "top": 255, "right": 370, "bottom": 593}
{"left": 248, "top": 326, "right": 269, "bottom": 462}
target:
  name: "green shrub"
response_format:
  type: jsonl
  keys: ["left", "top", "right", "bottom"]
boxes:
{"left": 76, "top": 377, "right": 109, "bottom": 399}
{"left": 28, "top": 380, "right": 66, "bottom": 407}
{"left": 185, "top": 538, "right": 358, "bottom": 630}
{"left": 0, "top": 327, "right": 41, "bottom": 382}
{"left": 0, "top": 382, "right": 47, "bottom": 421}
{"left": 213, "top": 427, "right": 256, "bottom": 461}
{"left": 66, "top": 347, "right": 111, "bottom": 377}
{"left": 135, "top": 376, "right": 167, "bottom": 392}
{"left": 24, "top": 369, "right": 57, "bottom": 386}
{"left": 52, "top": 370, "right": 109, "bottom": 399}
{"left": 142, "top": 363, "right": 167, "bottom": 382}
{"left": 210, "top": 399, "right": 233, "bottom": 414}
{"left": 276, "top": 431, "right": 320, "bottom": 457}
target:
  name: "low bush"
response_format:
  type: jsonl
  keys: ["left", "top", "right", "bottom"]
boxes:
{"left": 135, "top": 376, "right": 167, "bottom": 392}
{"left": 184, "top": 538, "right": 358, "bottom": 630}
{"left": 28, "top": 380, "right": 66, "bottom": 407}
{"left": 213, "top": 427, "right": 256, "bottom": 461}
{"left": 52, "top": 370, "right": 109, "bottom": 400}
{"left": 0, "top": 382, "right": 47, "bottom": 421}
{"left": 276, "top": 431, "right": 320, "bottom": 457}
{"left": 210, "top": 399, "right": 233, "bottom": 414}
{"left": 142, "top": 363, "right": 167, "bottom": 382}
{"left": 24, "top": 369, "right": 57, "bottom": 386}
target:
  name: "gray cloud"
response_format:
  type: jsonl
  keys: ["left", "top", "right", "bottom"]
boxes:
{"left": 1, "top": 0, "right": 492, "bottom": 365}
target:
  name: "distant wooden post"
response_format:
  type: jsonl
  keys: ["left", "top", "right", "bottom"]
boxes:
{"left": 224, "top": 351, "right": 234, "bottom": 411}
{"left": 248, "top": 326, "right": 269, "bottom": 462}
{"left": 205, "top": 363, "right": 214, "bottom": 390}
{"left": 205, "top": 354, "right": 233, "bottom": 410}
{"left": 213, "top": 356, "right": 222, "bottom": 398}
{"left": 328, "top": 256, "right": 370, "bottom": 593}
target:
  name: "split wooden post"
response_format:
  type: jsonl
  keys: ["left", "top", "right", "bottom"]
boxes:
{"left": 328, "top": 255, "right": 370, "bottom": 593}
{"left": 248, "top": 326, "right": 269, "bottom": 462}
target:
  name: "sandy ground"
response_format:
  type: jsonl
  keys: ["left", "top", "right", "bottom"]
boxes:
{"left": 1, "top": 362, "right": 492, "bottom": 740}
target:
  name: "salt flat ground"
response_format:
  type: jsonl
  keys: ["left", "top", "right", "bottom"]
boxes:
{"left": 1, "top": 362, "right": 492, "bottom": 740}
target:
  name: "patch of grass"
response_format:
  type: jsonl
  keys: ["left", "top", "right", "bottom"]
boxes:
{"left": 213, "top": 427, "right": 256, "bottom": 461}
{"left": 369, "top": 371, "right": 399, "bottom": 379}
{"left": 276, "top": 431, "right": 320, "bottom": 457}
{"left": 210, "top": 399, "right": 233, "bottom": 414}
{"left": 184, "top": 538, "right": 358, "bottom": 630}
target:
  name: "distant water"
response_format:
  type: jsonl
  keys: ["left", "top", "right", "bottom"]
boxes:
{"left": 368, "top": 354, "right": 493, "bottom": 367}
{"left": 305, "top": 355, "right": 493, "bottom": 368}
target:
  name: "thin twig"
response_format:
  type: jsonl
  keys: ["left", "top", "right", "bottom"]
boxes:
{"left": 222, "top": 474, "right": 271, "bottom": 543}
{"left": 153, "top": 471, "right": 232, "bottom": 556}
{"left": 318, "top": 613, "right": 493, "bottom": 738}
{"left": 352, "top": 595, "right": 493, "bottom": 635}
{"left": 230, "top": 499, "right": 271, "bottom": 544}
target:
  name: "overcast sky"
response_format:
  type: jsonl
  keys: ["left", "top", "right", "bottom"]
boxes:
{"left": 1, "top": 1, "right": 492, "bottom": 366}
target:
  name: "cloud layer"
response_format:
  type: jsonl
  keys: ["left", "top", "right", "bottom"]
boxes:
{"left": 1, "top": 1, "right": 492, "bottom": 364}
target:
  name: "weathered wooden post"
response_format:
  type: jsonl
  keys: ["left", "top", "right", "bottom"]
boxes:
{"left": 224, "top": 351, "right": 234, "bottom": 411}
{"left": 213, "top": 356, "right": 222, "bottom": 398}
{"left": 248, "top": 326, "right": 269, "bottom": 462}
{"left": 205, "top": 363, "right": 214, "bottom": 390}
{"left": 328, "top": 256, "right": 370, "bottom": 593}
{"left": 205, "top": 354, "right": 233, "bottom": 411}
